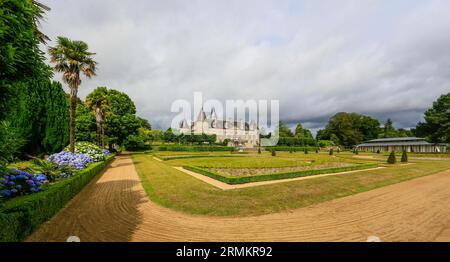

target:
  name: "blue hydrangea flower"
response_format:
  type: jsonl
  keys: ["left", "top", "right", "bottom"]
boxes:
{"left": 35, "top": 174, "right": 47, "bottom": 182}
{"left": 1, "top": 189, "right": 11, "bottom": 197}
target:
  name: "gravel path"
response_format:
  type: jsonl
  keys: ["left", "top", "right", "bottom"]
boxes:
{"left": 28, "top": 155, "right": 450, "bottom": 242}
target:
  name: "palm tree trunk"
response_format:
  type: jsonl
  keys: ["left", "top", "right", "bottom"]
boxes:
{"left": 69, "top": 86, "right": 77, "bottom": 153}
{"left": 102, "top": 125, "right": 105, "bottom": 148}
{"left": 97, "top": 124, "right": 101, "bottom": 146}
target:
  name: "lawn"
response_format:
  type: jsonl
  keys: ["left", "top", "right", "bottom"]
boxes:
{"left": 163, "top": 151, "right": 367, "bottom": 168}
{"left": 132, "top": 152, "right": 450, "bottom": 217}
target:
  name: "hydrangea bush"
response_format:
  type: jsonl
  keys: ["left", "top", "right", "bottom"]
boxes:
{"left": 64, "top": 142, "right": 108, "bottom": 162}
{"left": 0, "top": 170, "right": 47, "bottom": 199}
{"left": 48, "top": 151, "right": 93, "bottom": 170}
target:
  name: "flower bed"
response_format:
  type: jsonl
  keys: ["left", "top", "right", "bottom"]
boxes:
{"left": 0, "top": 170, "right": 47, "bottom": 198}
{"left": 184, "top": 163, "right": 378, "bottom": 185}
{"left": 48, "top": 151, "right": 93, "bottom": 170}
{"left": 0, "top": 154, "right": 115, "bottom": 242}
{"left": 64, "top": 142, "right": 107, "bottom": 162}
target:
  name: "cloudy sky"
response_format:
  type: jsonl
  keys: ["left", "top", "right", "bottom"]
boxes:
{"left": 41, "top": 0, "right": 450, "bottom": 132}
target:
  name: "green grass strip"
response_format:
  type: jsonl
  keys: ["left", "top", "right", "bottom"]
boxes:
{"left": 184, "top": 163, "right": 378, "bottom": 185}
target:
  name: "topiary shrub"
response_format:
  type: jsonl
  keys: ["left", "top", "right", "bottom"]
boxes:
{"left": 387, "top": 151, "right": 396, "bottom": 164}
{"left": 376, "top": 149, "right": 380, "bottom": 154}
{"left": 401, "top": 150, "right": 408, "bottom": 163}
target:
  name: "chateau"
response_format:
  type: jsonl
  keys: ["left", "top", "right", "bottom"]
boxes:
{"left": 179, "top": 108, "right": 260, "bottom": 148}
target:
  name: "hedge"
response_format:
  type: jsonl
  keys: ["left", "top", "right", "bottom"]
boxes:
{"left": 184, "top": 163, "right": 378, "bottom": 185}
{"left": 0, "top": 154, "right": 115, "bottom": 242}
{"left": 264, "top": 146, "right": 320, "bottom": 152}
{"left": 159, "top": 154, "right": 246, "bottom": 161}
{"left": 155, "top": 145, "right": 234, "bottom": 152}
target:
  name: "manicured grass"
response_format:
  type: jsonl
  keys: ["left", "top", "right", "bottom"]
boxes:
{"left": 164, "top": 151, "right": 364, "bottom": 168}
{"left": 184, "top": 163, "right": 377, "bottom": 184}
{"left": 132, "top": 153, "right": 450, "bottom": 217}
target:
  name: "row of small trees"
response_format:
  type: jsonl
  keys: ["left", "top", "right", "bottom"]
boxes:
{"left": 387, "top": 151, "right": 408, "bottom": 164}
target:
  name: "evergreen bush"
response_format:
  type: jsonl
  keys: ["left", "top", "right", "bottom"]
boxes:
{"left": 401, "top": 150, "right": 408, "bottom": 163}
{"left": 387, "top": 151, "right": 396, "bottom": 164}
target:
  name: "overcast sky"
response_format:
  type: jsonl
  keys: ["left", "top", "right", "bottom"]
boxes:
{"left": 41, "top": 0, "right": 450, "bottom": 132}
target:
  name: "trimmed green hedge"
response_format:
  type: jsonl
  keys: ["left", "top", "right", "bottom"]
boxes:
{"left": 184, "top": 163, "right": 378, "bottom": 185}
{"left": 264, "top": 146, "right": 320, "bottom": 152}
{"left": 159, "top": 154, "right": 246, "bottom": 161}
{"left": 155, "top": 145, "right": 234, "bottom": 152}
{"left": 0, "top": 155, "right": 115, "bottom": 242}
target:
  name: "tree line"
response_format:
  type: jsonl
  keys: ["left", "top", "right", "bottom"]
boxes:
{"left": 278, "top": 93, "right": 449, "bottom": 148}
{"left": 0, "top": 1, "right": 151, "bottom": 166}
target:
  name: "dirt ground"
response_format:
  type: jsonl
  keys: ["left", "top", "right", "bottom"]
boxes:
{"left": 27, "top": 155, "right": 450, "bottom": 242}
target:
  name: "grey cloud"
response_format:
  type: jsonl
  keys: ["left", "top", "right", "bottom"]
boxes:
{"left": 41, "top": 0, "right": 450, "bottom": 131}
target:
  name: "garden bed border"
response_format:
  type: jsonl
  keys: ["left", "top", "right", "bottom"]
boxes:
{"left": 0, "top": 154, "right": 115, "bottom": 242}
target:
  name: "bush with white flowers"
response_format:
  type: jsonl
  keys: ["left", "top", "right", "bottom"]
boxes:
{"left": 64, "top": 142, "right": 109, "bottom": 162}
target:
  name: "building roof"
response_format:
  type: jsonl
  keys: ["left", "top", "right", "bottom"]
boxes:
{"left": 180, "top": 108, "right": 258, "bottom": 131}
{"left": 358, "top": 141, "right": 433, "bottom": 147}
{"left": 366, "top": 137, "right": 425, "bottom": 143}
{"left": 356, "top": 137, "right": 436, "bottom": 147}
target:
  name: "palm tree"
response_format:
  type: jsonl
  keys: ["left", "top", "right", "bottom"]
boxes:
{"left": 86, "top": 87, "right": 109, "bottom": 148}
{"left": 48, "top": 37, "right": 97, "bottom": 152}
{"left": 31, "top": 0, "right": 51, "bottom": 44}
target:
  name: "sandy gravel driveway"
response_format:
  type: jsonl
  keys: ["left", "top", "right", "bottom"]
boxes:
{"left": 28, "top": 155, "right": 450, "bottom": 242}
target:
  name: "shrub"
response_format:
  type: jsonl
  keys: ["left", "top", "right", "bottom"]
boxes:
{"left": 401, "top": 150, "right": 408, "bottom": 163}
{"left": 304, "top": 148, "right": 308, "bottom": 154}
{"left": 0, "top": 155, "right": 114, "bottom": 242}
{"left": 258, "top": 148, "right": 261, "bottom": 154}
{"left": 32, "top": 158, "right": 65, "bottom": 182}
{"left": 0, "top": 121, "right": 26, "bottom": 167}
{"left": 317, "top": 140, "right": 335, "bottom": 147}
{"left": 387, "top": 151, "right": 396, "bottom": 164}
{"left": 0, "top": 170, "right": 47, "bottom": 199}
{"left": 48, "top": 151, "right": 93, "bottom": 170}
{"left": 329, "top": 149, "right": 334, "bottom": 155}
{"left": 376, "top": 149, "right": 380, "bottom": 154}
{"left": 64, "top": 142, "right": 106, "bottom": 162}
{"left": 124, "top": 134, "right": 149, "bottom": 151}
{"left": 271, "top": 150, "right": 276, "bottom": 156}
